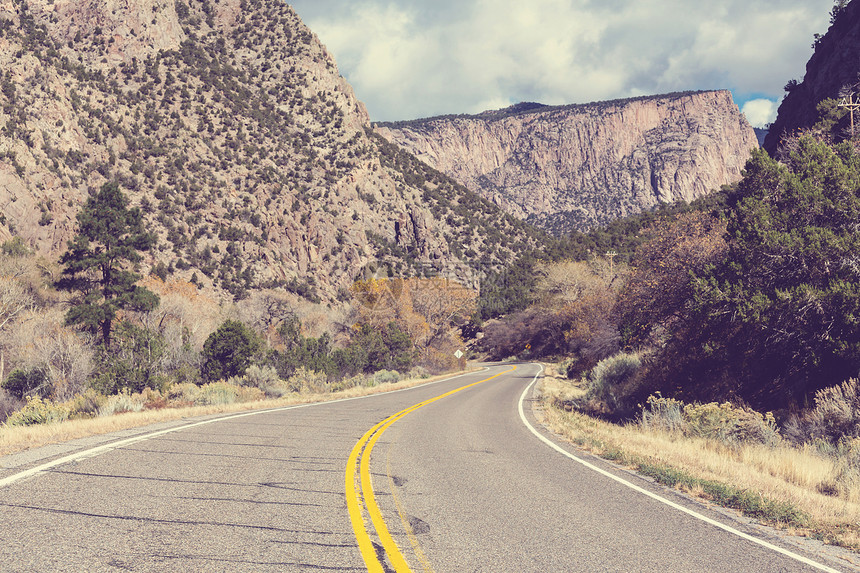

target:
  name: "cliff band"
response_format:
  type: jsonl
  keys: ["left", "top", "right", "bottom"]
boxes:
{"left": 376, "top": 91, "right": 758, "bottom": 234}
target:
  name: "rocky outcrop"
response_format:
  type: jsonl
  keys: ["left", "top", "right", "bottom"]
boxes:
{"left": 0, "top": 0, "right": 539, "bottom": 303}
{"left": 377, "top": 91, "right": 758, "bottom": 233}
{"left": 764, "top": 2, "right": 860, "bottom": 155}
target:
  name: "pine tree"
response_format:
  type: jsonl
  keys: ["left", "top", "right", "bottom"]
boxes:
{"left": 57, "top": 182, "right": 159, "bottom": 347}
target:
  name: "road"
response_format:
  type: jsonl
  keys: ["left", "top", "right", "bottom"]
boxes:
{"left": 0, "top": 364, "right": 854, "bottom": 572}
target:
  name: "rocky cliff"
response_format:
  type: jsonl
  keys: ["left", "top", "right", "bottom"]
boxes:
{"left": 764, "top": 2, "right": 860, "bottom": 155}
{"left": 376, "top": 91, "right": 758, "bottom": 234}
{"left": 0, "top": 0, "right": 542, "bottom": 302}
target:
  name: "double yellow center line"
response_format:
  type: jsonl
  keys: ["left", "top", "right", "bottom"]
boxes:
{"left": 345, "top": 367, "right": 516, "bottom": 572}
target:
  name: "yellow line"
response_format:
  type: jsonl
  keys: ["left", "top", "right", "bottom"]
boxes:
{"left": 388, "top": 455, "right": 434, "bottom": 573}
{"left": 347, "top": 366, "right": 516, "bottom": 572}
{"left": 346, "top": 422, "right": 388, "bottom": 572}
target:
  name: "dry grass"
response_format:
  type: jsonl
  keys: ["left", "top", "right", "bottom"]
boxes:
{"left": 539, "top": 368, "right": 860, "bottom": 551}
{"left": 0, "top": 370, "right": 475, "bottom": 457}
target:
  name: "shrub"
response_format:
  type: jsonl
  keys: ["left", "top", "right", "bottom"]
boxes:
{"left": 586, "top": 352, "right": 642, "bottom": 411}
{"left": 682, "top": 402, "right": 780, "bottom": 446}
{"left": 91, "top": 322, "right": 169, "bottom": 394}
{"left": 640, "top": 395, "right": 781, "bottom": 447}
{"left": 5, "top": 396, "right": 70, "bottom": 426}
{"left": 2, "top": 367, "right": 50, "bottom": 400}
{"left": 195, "top": 382, "right": 240, "bottom": 405}
{"left": 0, "top": 393, "right": 24, "bottom": 424}
{"left": 66, "top": 388, "right": 107, "bottom": 418}
{"left": 170, "top": 381, "right": 264, "bottom": 406}
{"left": 98, "top": 392, "right": 146, "bottom": 416}
{"left": 241, "top": 364, "right": 281, "bottom": 389}
{"left": 1, "top": 236, "right": 32, "bottom": 257}
{"left": 640, "top": 394, "right": 685, "bottom": 433}
{"left": 408, "top": 366, "right": 429, "bottom": 379}
{"left": 201, "top": 320, "right": 260, "bottom": 381}
{"left": 287, "top": 367, "right": 329, "bottom": 393}
{"left": 559, "top": 357, "right": 578, "bottom": 379}
{"left": 167, "top": 382, "right": 201, "bottom": 405}
{"left": 373, "top": 370, "right": 400, "bottom": 385}
{"left": 802, "top": 378, "right": 860, "bottom": 443}
{"left": 331, "top": 374, "right": 372, "bottom": 392}
{"left": 826, "top": 437, "right": 860, "bottom": 499}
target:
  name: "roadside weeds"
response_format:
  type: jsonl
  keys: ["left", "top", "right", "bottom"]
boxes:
{"left": 538, "top": 366, "right": 860, "bottom": 553}
{"left": 0, "top": 369, "right": 477, "bottom": 457}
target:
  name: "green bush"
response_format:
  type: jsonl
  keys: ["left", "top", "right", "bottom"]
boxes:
{"left": 5, "top": 396, "right": 70, "bottom": 426}
{"left": 91, "top": 322, "right": 169, "bottom": 394}
{"left": 201, "top": 320, "right": 260, "bottom": 381}
{"left": 586, "top": 352, "right": 642, "bottom": 410}
{"left": 2, "top": 367, "right": 50, "bottom": 400}
{"left": 330, "top": 374, "right": 372, "bottom": 392}
{"left": 1, "top": 236, "right": 32, "bottom": 257}
{"left": 237, "top": 364, "right": 283, "bottom": 397}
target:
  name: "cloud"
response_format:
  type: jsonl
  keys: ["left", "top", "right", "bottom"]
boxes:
{"left": 742, "top": 99, "right": 779, "bottom": 128}
{"left": 294, "top": 0, "right": 833, "bottom": 122}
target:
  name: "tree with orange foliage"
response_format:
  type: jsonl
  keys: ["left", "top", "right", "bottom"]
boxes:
{"left": 616, "top": 211, "right": 727, "bottom": 348}
{"left": 350, "top": 277, "right": 476, "bottom": 370}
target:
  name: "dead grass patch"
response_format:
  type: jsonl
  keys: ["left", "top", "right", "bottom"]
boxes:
{"left": 539, "top": 369, "right": 860, "bottom": 551}
{"left": 0, "top": 369, "right": 475, "bottom": 457}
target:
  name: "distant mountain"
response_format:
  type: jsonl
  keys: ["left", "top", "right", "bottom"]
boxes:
{"left": 764, "top": 1, "right": 860, "bottom": 155}
{"left": 376, "top": 91, "right": 758, "bottom": 235}
{"left": 0, "top": 0, "right": 544, "bottom": 302}
{"left": 753, "top": 127, "right": 769, "bottom": 147}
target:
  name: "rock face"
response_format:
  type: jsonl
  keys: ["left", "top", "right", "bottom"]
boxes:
{"left": 376, "top": 91, "right": 758, "bottom": 233}
{"left": 764, "top": 2, "right": 860, "bottom": 155}
{"left": 0, "top": 0, "right": 539, "bottom": 302}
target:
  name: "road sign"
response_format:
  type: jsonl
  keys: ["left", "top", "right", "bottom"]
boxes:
{"left": 454, "top": 349, "right": 464, "bottom": 359}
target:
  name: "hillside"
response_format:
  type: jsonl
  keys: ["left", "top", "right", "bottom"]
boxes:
{"left": 0, "top": 0, "right": 543, "bottom": 302}
{"left": 376, "top": 91, "right": 758, "bottom": 234}
{"left": 764, "top": 1, "right": 860, "bottom": 154}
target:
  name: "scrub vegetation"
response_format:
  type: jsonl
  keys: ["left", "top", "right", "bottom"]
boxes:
{"left": 481, "top": 129, "right": 860, "bottom": 550}
{"left": 0, "top": 184, "right": 476, "bottom": 432}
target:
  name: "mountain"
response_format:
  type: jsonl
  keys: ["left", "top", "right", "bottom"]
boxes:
{"left": 375, "top": 91, "right": 758, "bottom": 235}
{"left": 0, "top": 0, "right": 543, "bottom": 302}
{"left": 763, "top": 2, "right": 860, "bottom": 155}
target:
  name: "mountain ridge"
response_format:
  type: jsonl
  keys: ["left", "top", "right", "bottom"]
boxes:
{"left": 0, "top": 0, "right": 544, "bottom": 303}
{"left": 376, "top": 90, "right": 758, "bottom": 234}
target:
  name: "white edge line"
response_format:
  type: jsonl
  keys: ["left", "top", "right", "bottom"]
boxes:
{"left": 517, "top": 363, "right": 844, "bottom": 573}
{"left": 0, "top": 367, "right": 490, "bottom": 489}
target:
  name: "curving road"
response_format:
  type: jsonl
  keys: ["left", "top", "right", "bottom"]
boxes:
{"left": 0, "top": 364, "right": 854, "bottom": 572}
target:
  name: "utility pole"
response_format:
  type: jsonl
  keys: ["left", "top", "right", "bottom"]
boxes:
{"left": 606, "top": 250, "right": 617, "bottom": 274}
{"left": 838, "top": 93, "right": 860, "bottom": 138}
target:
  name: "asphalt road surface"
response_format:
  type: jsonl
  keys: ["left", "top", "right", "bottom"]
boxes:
{"left": 0, "top": 364, "right": 856, "bottom": 572}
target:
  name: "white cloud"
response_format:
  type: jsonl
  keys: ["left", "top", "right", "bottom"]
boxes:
{"left": 742, "top": 99, "right": 779, "bottom": 128}
{"left": 294, "top": 0, "right": 833, "bottom": 122}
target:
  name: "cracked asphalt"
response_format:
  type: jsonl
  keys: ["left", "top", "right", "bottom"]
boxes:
{"left": 0, "top": 364, "right": 855, "bottom": 572}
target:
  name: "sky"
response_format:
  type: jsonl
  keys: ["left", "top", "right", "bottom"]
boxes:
{"left": 288, "top": 0, "right": 835, "bottom": 127}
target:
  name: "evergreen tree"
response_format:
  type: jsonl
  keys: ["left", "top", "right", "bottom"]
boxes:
{"left": 688, "top": 137, "right": 860, "bottom": 405}
{"left": 57, "top": 182, "right": 159, "bottom": 347}
{"left": 201, "top": 320, "right": 260, "bottom": 381}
